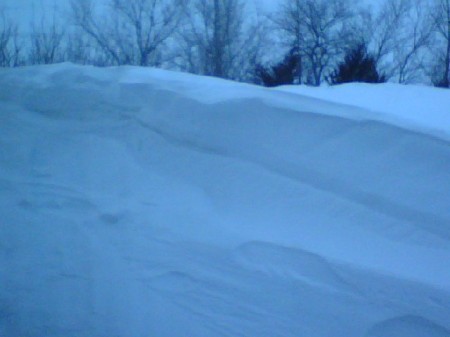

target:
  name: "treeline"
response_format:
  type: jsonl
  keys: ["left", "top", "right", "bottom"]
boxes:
{"left": 1, "top": 0, "right": 449, "bottom": 88}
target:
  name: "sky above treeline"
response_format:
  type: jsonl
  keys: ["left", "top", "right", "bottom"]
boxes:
{"left": 3, "top": 0, "right": 384, "bottom": 15}
{"left": 1, "top": 0, "right": 384, "bottom": 35}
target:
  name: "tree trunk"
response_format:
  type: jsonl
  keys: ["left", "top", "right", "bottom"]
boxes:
{"left": 445, "top": 0, "right": 450, "bottom": 87}
{"left": 213, "top": 0, "right": 224, "bottom": 77}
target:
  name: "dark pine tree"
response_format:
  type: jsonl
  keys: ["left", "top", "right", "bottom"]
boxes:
{"left": 329, "top": 43, "right": 386, "bottom": 85}
{"left": 257, "top": 48, "right": 299, "bottom": 87}
{"left": 434, "top": 74, "right": 450, "bottom": 88}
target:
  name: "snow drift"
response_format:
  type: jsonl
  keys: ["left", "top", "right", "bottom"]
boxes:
{"left": 1, "top": 64, "right": 449, "bottom": 337}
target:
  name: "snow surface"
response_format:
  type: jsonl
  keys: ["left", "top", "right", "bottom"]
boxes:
{"left": 1, "top": 63, "right": 450, "bottom": 337}
{"left": 278, "top": 83, "right": 450, "bottom": 140}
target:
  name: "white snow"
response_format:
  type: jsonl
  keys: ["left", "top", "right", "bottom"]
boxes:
{"left": 278, "top": 83, "right": 450, "bottom": 140}
{"left": 1, "top": 63, "right": 450, "bottom": 337}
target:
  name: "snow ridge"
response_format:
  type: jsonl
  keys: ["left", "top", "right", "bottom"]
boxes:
{"left": 1, "top": 64, "right": 450, "bottom": 337}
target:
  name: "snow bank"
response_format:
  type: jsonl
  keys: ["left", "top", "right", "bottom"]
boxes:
{"left": 278, "top": 83, "right": 450, "bottom": 140}
{"left": 1, "top": 64, "right": 450, "bottom": 337}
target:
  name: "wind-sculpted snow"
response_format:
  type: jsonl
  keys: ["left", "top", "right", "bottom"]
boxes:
{"left": 278, "top": 83, "right": 450, "bottom": 140}
{"left": 366, "top": 315, "right": 450, "bottom": 337}
{"left": 1, "top": 64, "right": 450, "bottom": 337}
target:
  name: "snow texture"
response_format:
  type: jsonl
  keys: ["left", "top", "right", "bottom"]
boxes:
{"left": 1, "top": 63, "right": 450, "bottom": 337}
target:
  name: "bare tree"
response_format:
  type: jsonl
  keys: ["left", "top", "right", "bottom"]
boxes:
{"left": 70, "top": 0, "right": 184, "bottom": 66}
{"left": 393, "top": 0, "right": 434, "bottom": 83}
{"left": 274, "top": 0, "right": 356, "bottom": 86}
{"left": 64, "top": 28, "right": 92, "bottom": 65}
{"left": 430, "top": 0, "right": 450, "bottom": 87}
{"left": 0, "top": 10, "right": 22, "bottom": 67}
{"left": 29, "top": 7, "right": 66, "bottom": 65}
{"left": 368, "top": 0, "right": 408, "bottom": 75}
{"left": 175, "top": 0, "right": 266, "bottom": 81}
{"left": 71, "top": 0, "right": 119, "bottom": 65}
{"left": 368, "top": 0, "right": 433, "bottom": 83}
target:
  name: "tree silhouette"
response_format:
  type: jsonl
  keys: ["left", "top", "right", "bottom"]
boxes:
{"left": 329, "top": 43, "right": 386, "bottom": 84}
{"left": 257, "top": 48, "right": 300, "bottom": 87}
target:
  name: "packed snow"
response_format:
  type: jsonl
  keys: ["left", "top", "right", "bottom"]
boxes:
{"left": 278, "top": 83, "right": 450, "bottom": 140}
{"left": 1, "top": 63, "right": 449, "bottom": 337}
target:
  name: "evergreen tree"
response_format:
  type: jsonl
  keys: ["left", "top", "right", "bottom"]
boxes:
{"left": 329, "top": 43, "right": 386, "bottom": 84}
{"left": 256, "top": 48, "right": 299, "bottom": 87}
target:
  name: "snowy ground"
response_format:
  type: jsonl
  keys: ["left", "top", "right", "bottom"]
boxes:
{"left": 1, "top": 64, "right": 450, "bottom": 337}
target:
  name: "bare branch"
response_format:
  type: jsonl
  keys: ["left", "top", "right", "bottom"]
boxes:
{"left": 29, "top": 6, "right": 66, "bottom": 65}
{"left": 0, "top": 10, "right": 23, "bottom": 67}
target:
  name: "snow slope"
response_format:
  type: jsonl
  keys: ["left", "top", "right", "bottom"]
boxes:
{"left": 278, "top": 83, "right": 450, "bottom": 140}
{"left": 1, "top": 64, "right": 450, "bottom": 337}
